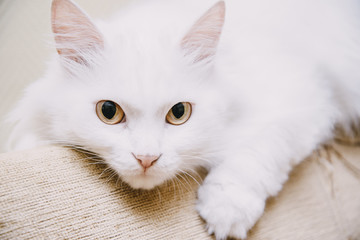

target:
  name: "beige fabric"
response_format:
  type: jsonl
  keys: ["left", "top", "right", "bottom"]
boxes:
{"left": 0, "top": 144, "right": 359, "bottom": 239}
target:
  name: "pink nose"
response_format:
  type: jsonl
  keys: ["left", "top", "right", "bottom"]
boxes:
{"left": 133, "top": 154, "right": 160, "bottom": 169}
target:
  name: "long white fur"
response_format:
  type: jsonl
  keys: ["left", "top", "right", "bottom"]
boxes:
{"left": 7, "top": 0, "right": 360, "bottom": 239}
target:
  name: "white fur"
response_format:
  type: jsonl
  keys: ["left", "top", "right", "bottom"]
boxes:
{"left": 7, "top": 0, "right": 360, "bottom": 239}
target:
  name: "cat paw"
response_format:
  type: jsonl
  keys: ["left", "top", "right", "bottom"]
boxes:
{"left": 196, "top": 182, "right": 265, "bottom": 240}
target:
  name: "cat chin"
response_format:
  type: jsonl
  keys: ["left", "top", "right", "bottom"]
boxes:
{"left": 122, "top": 174, "right": 167, "bottom": 190}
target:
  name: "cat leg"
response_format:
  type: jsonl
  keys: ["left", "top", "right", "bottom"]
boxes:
{"left": 196, "top": 115, "right": 335, "bottom": 240}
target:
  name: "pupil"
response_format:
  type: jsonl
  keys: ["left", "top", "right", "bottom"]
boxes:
{"left": 172, "top": 103, "right": 185, "bottom": 119}
{"left": 102, "top": 101, "right": 116, "bottom": 119}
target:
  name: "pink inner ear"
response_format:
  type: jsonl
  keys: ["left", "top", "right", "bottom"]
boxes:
{"left": 181, "top": 1, "right": 225, "bottom": 63}
{"left": 51, "top": 0, "right": 104, "bottom": 63}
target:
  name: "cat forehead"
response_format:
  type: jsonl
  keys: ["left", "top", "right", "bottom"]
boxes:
{"left": 88, "top": 66, "right": 198, "bottom": 113}
{"left": 90, "top": 43, "right": 202, "bottom": 106}
{"left": 101, "top": 29, "right": 184, "bottom": 77}
{"left": 94, "top": 51, "right": 194, "bottom": 90}
{"left": 97, "top": 2, "right": 196, "bottom": 67}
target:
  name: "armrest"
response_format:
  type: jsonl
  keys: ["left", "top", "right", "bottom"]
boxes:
{"left": 0, "top": 144, "right": 359, "bottom": 239}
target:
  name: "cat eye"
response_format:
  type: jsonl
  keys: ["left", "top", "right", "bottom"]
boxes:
{"left": 166, "top": 102, "right": 192, "bottom": 125}
{"left": 96, "top": 100, "right": 125, "bottom": 125}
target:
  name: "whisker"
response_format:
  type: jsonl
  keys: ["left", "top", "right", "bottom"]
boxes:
{"left": 175, "top": 173, "right": 193, "bottom": 193}
{"left": 156, "top": 187, "right": 162, "bottom": 202}
{"left": 178, "top": 169, "right": 202, "bottom": 187}
{"left": 173, "top": 175, "right": 185, "bottom": 198}
{"left": 105, "top": 171, "right": 118, "bottom": 183}
{"left": 99, "top": 166, "right": 114, "bottom": 179}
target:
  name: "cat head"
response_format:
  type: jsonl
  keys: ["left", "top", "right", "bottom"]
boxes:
{"left": 47, "top": 0, "right": 227, "bottom": 189}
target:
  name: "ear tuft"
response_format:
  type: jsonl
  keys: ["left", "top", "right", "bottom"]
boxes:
{"left": 181, "top": 1, "right": 225, "bottom": 64}
{"left": 51, "top": 0, "right": 104, "bottom": 64}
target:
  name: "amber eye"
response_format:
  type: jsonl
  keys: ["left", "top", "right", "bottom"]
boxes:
{"left": 166, "top": 102, "right": 192, "bottom": 125}
{"left": 96, "top": 100, "right": 125, "bottom": 125}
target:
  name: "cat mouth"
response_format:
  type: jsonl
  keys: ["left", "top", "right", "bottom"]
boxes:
{"left": 108, "top": 157, "right": 172, "bottom": 190}
{"left": 122, "top": 173, "right": 167, "bottom": 190}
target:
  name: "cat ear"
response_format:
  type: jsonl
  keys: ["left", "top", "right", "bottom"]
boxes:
{"left": 181, "top": 1, "right": 225, "bottom": 64}
{"left": 51, "top": 0, "right": 104, "bottom": 64}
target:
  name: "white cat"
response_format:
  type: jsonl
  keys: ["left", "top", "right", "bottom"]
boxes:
{"left": 7, "top": 0, "right": 360, "bottom": 239}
